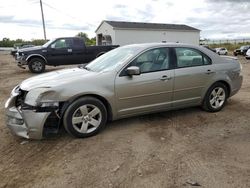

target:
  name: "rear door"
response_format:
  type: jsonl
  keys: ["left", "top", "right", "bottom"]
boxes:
{"left": 70, "top": 38, "right": 86, "bottom": 64}
{"left": 115, "top": 47, "right": 174, "bottom": 117}
{"left": 173, "top": 47, "right": 214, "bottom": 108}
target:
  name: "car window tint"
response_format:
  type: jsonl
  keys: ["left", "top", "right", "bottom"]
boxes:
{"left": 73, "top": 38, "right": 83, "bottom": 48}
{"left": 204, "top": 55, "right": 211, "bottom": 65}
{"left": 175, "top": 48, "right": 210, "bottom": 68}
{"left": 66, "top": 39, "right": 73, "bottom": 48}
{"left": 131, "top": 48, "right": 169, "bottom": 73}
{"left": 52, "top": 39, "right": 72, "bottom": 49}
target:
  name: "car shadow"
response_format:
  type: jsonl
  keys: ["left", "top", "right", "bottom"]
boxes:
{"left": 14, "top": 98, "right": 243, "bottom": 143}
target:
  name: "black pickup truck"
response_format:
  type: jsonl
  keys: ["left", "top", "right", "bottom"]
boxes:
{"left": 16, "top": 37, "right": 119, "bottom": 73}
{"left": 233, "top": 45, "right": 250, "bottom": 56}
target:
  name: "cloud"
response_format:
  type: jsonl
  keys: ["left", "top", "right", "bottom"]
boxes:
{"left": 0, "top": 0, "right": 250, "bottom": 40}
{"left": 51, "top": 24, "right": 91, "bottom": 31}
{"left": 183, "top": 0, "right": 250, "bottom": 39}
{"left": 207, "top": 0, "right": 250, "bottom": 2}
{"left": 108, "top": 3, "right": 156, "bottom": 23}
{"left": 113, "top": 4, "right": 128, "bottom": 9}
{"left": 0, "top": 15, "right": 43, "bottom": 27}
{"left": 0, "top": 15, "right": 90, "bottom": 31}
{"left": 135, "top": 4, "right": 155, "bottom": 21}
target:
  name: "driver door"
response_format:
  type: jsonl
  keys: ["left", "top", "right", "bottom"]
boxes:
{"left": 115, "top": 47, "right": 174, "bottom": 118}
{"left": 46, "top": 38, "right": 74, "bottom": 65}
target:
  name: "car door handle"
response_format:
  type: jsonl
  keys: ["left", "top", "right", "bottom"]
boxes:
{"left": 206, "top": 70, "right": 215, "bottom": 74}
{"left": 68, "top": 49, "right": 72, "bottom": 52}
{"left": 160, "top": 75, "right": 171, "bottom": 81}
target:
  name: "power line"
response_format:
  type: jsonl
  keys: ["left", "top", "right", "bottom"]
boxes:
{"left": 42, "top": 1, "right": 83, "bottom": 23}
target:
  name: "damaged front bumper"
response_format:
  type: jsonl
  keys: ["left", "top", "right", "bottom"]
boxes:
{"left": 6, "top": 106, "right": 50, "bottom": 139}
{"left": 5, "top": 87, "right": 59, "bottom": 139}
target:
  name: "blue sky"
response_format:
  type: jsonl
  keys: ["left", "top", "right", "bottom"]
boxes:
{"left": 0, "top": 0, "right": 249, "bottom": 40}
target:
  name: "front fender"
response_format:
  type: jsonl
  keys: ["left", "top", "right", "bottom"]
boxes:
{"left": 26, "top": 54, "right": 47, "bottom": 64}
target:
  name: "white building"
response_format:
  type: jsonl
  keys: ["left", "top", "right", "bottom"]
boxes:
{"left": 95, "top": 20, "right": 200, "bottom": 46}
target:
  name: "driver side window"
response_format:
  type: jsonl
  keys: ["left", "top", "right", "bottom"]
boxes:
{"left": 51, "top": 39, "right": 72, "bottom": 49}
{"left": 131, "top": 48, "right": 169, "bottom": 73}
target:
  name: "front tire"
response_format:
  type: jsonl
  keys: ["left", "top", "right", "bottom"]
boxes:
{"left": 63, "top": 97, "right": 107, "bottom": 138}
{"left": 28, "top": 58, "right": 45, "bottom": 73}
{"left": 202, "top": 83, "right": 228, "bottom": 112}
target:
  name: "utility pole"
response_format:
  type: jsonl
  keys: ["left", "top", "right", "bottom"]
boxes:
{"left": 40, "top": 0, "right": 47, "bottom": 40}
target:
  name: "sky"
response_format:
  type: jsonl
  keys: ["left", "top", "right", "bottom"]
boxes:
{"left": 0, "top": 0, "right": 249, "bottom": 41}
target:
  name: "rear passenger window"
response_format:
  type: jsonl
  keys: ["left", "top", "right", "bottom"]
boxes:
{"left": 175, "top": 48, "right": 211, "bottom": 68}
{"left": 73, "top": 39, "right": 83, "bottom": 48}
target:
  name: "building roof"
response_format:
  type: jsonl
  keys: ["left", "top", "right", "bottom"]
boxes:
{"left": 96, "top": 20, "right": 200, "bottom": 32}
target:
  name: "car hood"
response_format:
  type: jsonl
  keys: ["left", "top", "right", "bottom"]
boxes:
{"left": 18, "top": 46, "right": 43, "bottom": 53}
{"left": 20, "top": 68, "right": 96, "bottom": 91}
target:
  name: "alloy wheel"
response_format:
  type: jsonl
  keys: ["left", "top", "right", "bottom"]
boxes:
{"left": 209, "top": 87, "right": 226, "bottom": 109}
{"left": 32, "top": 61, "right": 43, "bottom": 72}
{"left": 71, "top": 104, "right": 102, "bottom": 134}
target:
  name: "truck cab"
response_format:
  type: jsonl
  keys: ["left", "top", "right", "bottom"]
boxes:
{"left": 16, "top": 37, "right": 119, "bottom": 73}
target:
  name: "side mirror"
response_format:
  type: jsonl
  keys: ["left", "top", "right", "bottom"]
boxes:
{"left": 126, "top": 66, "right": 140, "bottom": 76}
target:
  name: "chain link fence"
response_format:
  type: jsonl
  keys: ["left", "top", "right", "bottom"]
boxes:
{"left": 201, "top": 39, "right": 250, "bottom": 51}
{"left": 202, "top": 39, "right": 250, "bottom": 45}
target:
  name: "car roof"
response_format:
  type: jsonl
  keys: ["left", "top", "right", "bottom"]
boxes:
{"left": 122, "top": 42, "right": 203, "bottom": 49}
{"left": 120, "top": 42, "right": 219, "bottom": 60}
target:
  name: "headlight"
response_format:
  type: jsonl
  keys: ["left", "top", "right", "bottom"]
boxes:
{"left": 24, "top": 87, "right": 61, "bottom": 108}
{"left": 11, "top": 85, "right": 21, "bottom": 96}
{"left": 24, "top": 88, "right": 51, "bottom": 106}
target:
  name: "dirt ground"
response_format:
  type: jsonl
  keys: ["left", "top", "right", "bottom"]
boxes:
{"left": 0, "top": 51, "right": 250, "bottom": 188}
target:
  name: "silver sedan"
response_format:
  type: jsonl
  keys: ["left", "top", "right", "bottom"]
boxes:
{"left": 5, "top": 43, "right": 243, "bottom": 139}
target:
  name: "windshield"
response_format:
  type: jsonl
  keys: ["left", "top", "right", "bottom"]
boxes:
{"left": 42, "top": 38, "right": 56, "bottom": 48}
{"left": 84, "top": 46, "right": 142, "bottom": 72}
{"left": 240, "top": 46, "right": 246, "bottom": 50}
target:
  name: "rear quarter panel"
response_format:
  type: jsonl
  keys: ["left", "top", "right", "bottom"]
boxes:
{"left": 200, "top": 57, "right": 242, "bottom": 100}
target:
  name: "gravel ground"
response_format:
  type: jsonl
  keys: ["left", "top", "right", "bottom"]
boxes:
{"left": 0, "top": 51, "right": 250, "bottom": 188}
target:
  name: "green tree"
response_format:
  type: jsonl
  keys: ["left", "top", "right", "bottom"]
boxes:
{"left": 31, "top": 39, "right": 47, "bottom": 46}
{"left": 76, "top": 32, "right": 89, "bottom": 42}
{"left": 0, "top": 38, "right": 12, "bottom": 47}
{"left": 76, "top": 32, "right": 96, "bottom": 46}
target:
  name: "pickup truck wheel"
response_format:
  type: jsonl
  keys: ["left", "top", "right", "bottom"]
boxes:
{"left": 202, "top": 82, "right": 228, "bottom": 112}
{"left": 28, "top": 58, "right": 45, "bottom": 73}
{"left": 63, "top": 97, "right": 107, "bottom": 138}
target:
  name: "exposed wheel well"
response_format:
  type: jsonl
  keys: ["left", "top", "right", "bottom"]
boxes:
{"left": 61, "top": 94, "right": 113, "bottom": 122}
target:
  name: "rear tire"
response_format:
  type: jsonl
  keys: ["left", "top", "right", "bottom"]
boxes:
{"left": 202, "top": 82, "right": 228, "bottom": 112}
{"left": 63, "top": 97, "right": 107, "bottom": 138}
{"left": 28, "top": 58, "right": 46, "bottom": 73}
